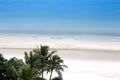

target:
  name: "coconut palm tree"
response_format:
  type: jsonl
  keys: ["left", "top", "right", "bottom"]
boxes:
{"left": 48, "top": 55, "right": 67, "bottom": 80}
{"left": 33, "top": 45, "right": 56, "bottom": 78}
{"left": 24, "top": 51, "right": 38, "bottom": 68}
{"left": 0, "top": 45, "right": 67, "bottom": 80}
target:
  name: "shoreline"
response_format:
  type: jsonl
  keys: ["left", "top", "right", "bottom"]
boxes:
{"left": 0, "top": 35, "right": 120, "bottom": 52}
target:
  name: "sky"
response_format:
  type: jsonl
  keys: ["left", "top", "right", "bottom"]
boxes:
{"left": 0, "top": 0, "right": 120, "bottom": 34}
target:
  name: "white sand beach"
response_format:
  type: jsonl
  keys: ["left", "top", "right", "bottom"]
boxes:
{"left": 0, "top": 35, "right": 120, "bottom": 80}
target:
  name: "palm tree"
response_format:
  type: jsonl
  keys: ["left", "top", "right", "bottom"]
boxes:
{"left": 48, "top": 55, "right": 67, "bottom": 80}
{"left": 33, "top": 45, "right": 56, "bottom": 78}
{"left": 24, "top": 51, "right": 38, "bottom": 68}
{"left": 0, "top": 45, "right": 68, "bottom": 80}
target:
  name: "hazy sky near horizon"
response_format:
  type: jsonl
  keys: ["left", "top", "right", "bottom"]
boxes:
{"left": 0, "top": 0, "right": 120, "bottom": 34}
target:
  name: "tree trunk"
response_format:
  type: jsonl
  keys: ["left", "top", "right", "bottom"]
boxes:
{"left": 49, "top": 70, "right": 53, "bottom": 80}
{"left": 42, "top": 70, "right": 44, "bottom": 78}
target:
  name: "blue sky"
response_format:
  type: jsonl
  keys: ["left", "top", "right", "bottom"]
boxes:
{"left": 0, "top": 0, "right": 120, "bottom": 34}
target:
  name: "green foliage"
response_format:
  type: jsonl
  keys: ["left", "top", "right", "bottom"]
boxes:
{"left": 32, "top": 45, "right": 57, "bottom": 78}
{"left": 19, "top": 66, "right": 38, "bottom": 80}
{"left": 0, "top": 53, "right": 7, "bottom": 80}
{"left": 48, "top": 55, "right": 67, "bottom": 80}
{"left": 24, "top": 51, "right": 38, "bottom": 68}
{"left": 0, "top": 45, "right": 67, "bottom": 80}
{"left": 7, "top": 57, "right": 24, "bottom": 70}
